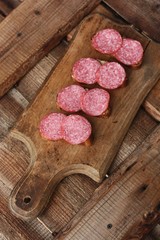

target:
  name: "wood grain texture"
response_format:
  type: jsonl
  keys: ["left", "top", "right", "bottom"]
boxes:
{"left": 66, "top": 4, "right": 160, "bottom": 122}
{"left": 0, "top": 0, "right": 100, "bottom": 97}
{"left": 103, "top": 0, "right": 160, "bottom": 42}
{"left": 8, "top": 13, "right": 160, "bottom": 221}
{"left": 143, "top": 80, "right": 160, "bottom": 122}
{"left": 57, "top": 125, "right": 160, "bottom": 240}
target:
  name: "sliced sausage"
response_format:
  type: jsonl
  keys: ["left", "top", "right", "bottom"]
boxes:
{"left": 96, "top": 62, "right": 126, "bottom": 89}
{"left": 72, "top": 58, "right": 101, "bottom": 84}
{"left": 91, "top": 28, "right": 122, "bottom": 54}
{"left": 62, "top": 115, "right": 92, "bottom": 145}
{"left": 81, "top": 88, "right": 110, "bottom": 116}
{"left": 57, "top": 85, "right": 85, "bottom": 112}
{"left": 39, "top": 113, "right": 66, "bottom": 140}
{"left": 113, "top": 38, "right": 143, "bottom": 66}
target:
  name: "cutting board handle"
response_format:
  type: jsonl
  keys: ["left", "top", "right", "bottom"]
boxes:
{"left": 9, "top": 131, "right": 100, "bottom": 220}
{"left": 9, "top": 164, "right": 59, "bottom": 220}
{"left": 9, "top": 161, "right": 99, "bottom": 220}
{"left": 8, "top": 130, "right": 63, "bottom": 220}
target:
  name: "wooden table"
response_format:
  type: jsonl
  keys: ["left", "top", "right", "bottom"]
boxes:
{"left": 0, "top": 1, "right": 160, "bottom": 239}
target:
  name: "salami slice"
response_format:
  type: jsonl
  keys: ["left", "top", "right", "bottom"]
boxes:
{"left": 81, "top": 88, "right": 110, "bottom": 116}
{"left": 96, "top": 62, "right": 126, "bottom": 89}
{"left": 57, "top": 85, "right": 85, "bottom": 112}
{"left": 113, "top": 38, "right": 143, "bottom": 66}
{"left": 62, "top": 115, "right": 92, "bottom": 145}
{"left": 39, "top": 113, "right": 66, "bottom": 140}
{"left": 91, "top": 29, "right": 122, "bottom": 54}
{"left": 72, "top": 58, "right": 101, "bottom": 84}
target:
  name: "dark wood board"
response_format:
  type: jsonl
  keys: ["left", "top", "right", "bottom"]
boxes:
{"left": 103, "top": 0, "right": 160, "bottom": 42}
{"left": 57, "top": 125, "right": 160, "bottom": 240}
{"left": 7, "top": 13, "right": 160, "bottom": 221}
{"left": 0, "top": 0, "right": 100, "bottom": 97}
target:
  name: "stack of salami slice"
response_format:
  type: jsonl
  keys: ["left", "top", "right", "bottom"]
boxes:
{"left": 39, "top": 28, "right": 144, "bottom": 145}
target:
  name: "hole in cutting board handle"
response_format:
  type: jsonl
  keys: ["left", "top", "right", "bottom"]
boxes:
{"left": 23, "top": 196, "right": 32, "bottom": 204}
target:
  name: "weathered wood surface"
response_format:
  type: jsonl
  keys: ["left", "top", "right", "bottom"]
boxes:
{"left": 0, "top": 2, "right": 159, "bottom": 240}
{"left": 8, "top": 13, "right": 160, "bottom": 221}
{"left": 66, "top": 4, "right": 160, "bottom": 122}
{"left": 57, "top": 125, "right": 160, "bottom": 240}
{"left": 144, "top": 80, "right": 160, "bottom": 122}
{"left": 0, "top": 0, "right": 100, "bottom": 97}
{"left": 103, "top": 0, "right": 160, "bottom": 42}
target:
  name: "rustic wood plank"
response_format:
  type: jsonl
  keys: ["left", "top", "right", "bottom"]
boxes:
{"left": 0, "top": 0, "right": 100, "bottom": 97}
{"left": 103, "top": 0, "right": 160, "bottom": 42}
{"left": 57, "top": 125, "right": 160, "bottom": 240}
{"left": 9, "top": 12, "right": 160, "bottom": 221}
{"left": 109, "top": 109, "right": 157, "bottom": 172}
{"left": 143, "top": 80, "right": 160, "bottom": 122}
{"left": 66, "top": 4, "right": 160, "bottom": 122}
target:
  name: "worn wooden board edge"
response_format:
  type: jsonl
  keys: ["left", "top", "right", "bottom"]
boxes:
{"left": 56, "top": 125, "right": 160, "bottom": 240}
{"left": 8, "top": 13, "right": 160, "bottom": 221}
{"left": 66, "top": 4, "right": 160, "bottom": 122}
{"left": 0, "top": 0, "right": 100, "bottom": 97}
{"left": 143, "top": 80, "right": 160, "bottom": 122}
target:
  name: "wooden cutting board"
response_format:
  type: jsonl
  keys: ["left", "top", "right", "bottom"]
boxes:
{"left": 9, "top": 13, "right": 160, "bottom": 221}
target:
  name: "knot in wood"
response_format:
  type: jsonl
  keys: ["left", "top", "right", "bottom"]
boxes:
{"left": 143, "top": 211, "right": 155, "bottom": 221}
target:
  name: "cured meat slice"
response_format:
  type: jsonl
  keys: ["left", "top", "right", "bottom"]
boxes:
{"left": 57, "top": 85, "right": 85, "bottom": 112}
{"left": 39, "top": 113, "right": 66, "bottom": 140}
{"left": 91, "top": 28, "right": 122, "bottom": 54}
{"left": 96, "top": 62, "right": 126, "bottom": 89}
{"left": 113, "top": 38, "right": 143, "bottom": 66}
{"left": 62, "top": 115, "right": 92, "bottom": 145}
{"left": 72, "top": 58, "right": 101, "bottom": 84}
{"left": 81, "top": 88, "right": 110, "bottom": 116}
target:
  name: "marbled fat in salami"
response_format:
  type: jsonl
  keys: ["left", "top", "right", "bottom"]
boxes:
{"left": 113, "top": 38, "right": 143, "bottom": 66}
{"left": 62, "top": 115, "right": 91, "bottom": 144}
{"left": 96, "top": 62, "right": 126, "bottom": 89}
{"left": 81, "top": 88, "right": 110, "bottom": 116}
{"left": 72, "top": 58, "right": 101, "bottom": 84}
{"left": 39, "top": 113, "right": 66, "bottom": 140}
{"left": 91, "top": 29, "right": 122, "bottom": 54}
{"left": 57, "top": 85, "right": 85, "bottom": 112}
